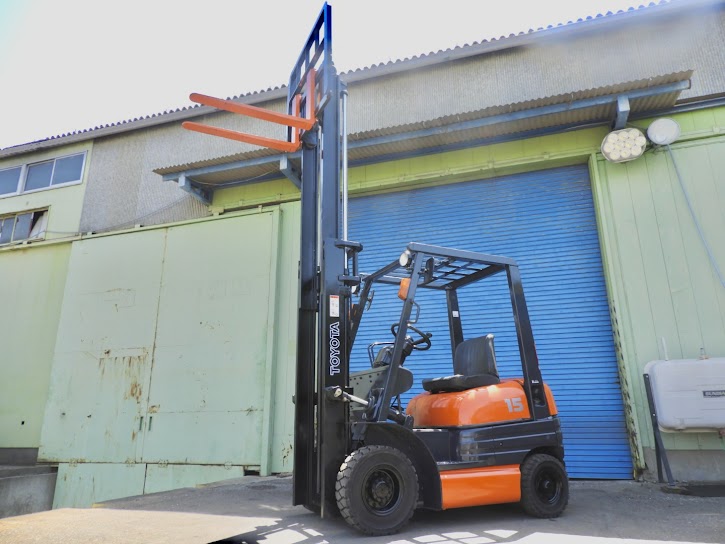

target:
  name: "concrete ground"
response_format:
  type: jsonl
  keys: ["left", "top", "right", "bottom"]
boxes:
{"left": 0, "top": 477, "right": 723, "bottom": 544}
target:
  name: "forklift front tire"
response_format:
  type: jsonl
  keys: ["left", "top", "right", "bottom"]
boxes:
{"left": 335, "top": 445, "right": 418, "bottom": 536}
{"left": 520, "top": 453, "right": 569, "bottom": 518}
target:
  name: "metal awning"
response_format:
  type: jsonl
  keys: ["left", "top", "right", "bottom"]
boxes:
{"left": 155, "top": 71, "right": 692, "bottom": 203}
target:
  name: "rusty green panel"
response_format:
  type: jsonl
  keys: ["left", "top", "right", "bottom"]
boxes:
{"left": 0, "top": 243, "right": 71, "bottom": 448}
{"left": 39, "top": 230, "right": 166, "bottom": 463}
{"left": 53, "top": 463, "right": 146, "bottom": 508}
{"left": 592, "top": 119, "right": 725, "bottom": 454}
{"left": 140, "top": 412, "right": 263, "bottom": 465}
{"left": 143, "top": 464, "right": 247, "bottom": 494}
{"left": 140, "top": 212, "right": 274, "bottom": 465}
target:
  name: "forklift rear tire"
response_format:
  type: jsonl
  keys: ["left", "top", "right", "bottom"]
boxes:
{"left": 520, "top": 453, "right": 569, "bottom": 518}
{"left": 335, "top": 445, "right": 418, "bottom": 536}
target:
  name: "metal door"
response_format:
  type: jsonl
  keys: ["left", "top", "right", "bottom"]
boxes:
{"left": 349, "top": 165, "right": 633, "bottom": 478}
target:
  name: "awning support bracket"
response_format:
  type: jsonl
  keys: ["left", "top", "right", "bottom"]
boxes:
{"left": 178, "top": 173, "right": 211, "bottom": 205}
{"left": 614, "top": 95, "right": 631, "bottom": 130}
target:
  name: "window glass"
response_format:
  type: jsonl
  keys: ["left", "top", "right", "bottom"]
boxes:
{"left": 0, "top": 217, "right": 13, "bottom": 244}
{"left": 25, "top": 161, "right": 54, "bottom": 191}
{"left": 12, "top": 213, "right": 33, "bottom": 241}
{"left": 51, "top": 154, "right": 84, "bottom": 185}
{"left": 0, "top": 167, "right": 21, "bottom": 195}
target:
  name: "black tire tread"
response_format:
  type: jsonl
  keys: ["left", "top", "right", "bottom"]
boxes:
{"left": 520, "top": 453, "right": 569, "bottom": 518}
{"left": 335, "top": 445, "right": 417, "bottom": 536}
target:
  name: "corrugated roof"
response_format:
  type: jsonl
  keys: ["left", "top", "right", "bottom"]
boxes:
{"left": 1, "top": 0, "right": 715, "bottom": 157}
{"left": 153, "top": 70, "right": 691, "bottom": 186}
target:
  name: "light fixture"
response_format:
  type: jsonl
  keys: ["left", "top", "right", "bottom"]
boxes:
{"left": 601, "top": 128, "right": 647, "bottom": 163}
{"left": 647, "top": 118, "right": 680, "bottom": 146}
{"left": 399, "top": 250, "right": 412, "bottom": 267}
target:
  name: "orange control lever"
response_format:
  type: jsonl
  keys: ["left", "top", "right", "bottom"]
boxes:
{"left": 182, "top": 121, "right": 301, "bottom": 153}
{"left": 190, "top": 93, "right": 314, "bottom": 131}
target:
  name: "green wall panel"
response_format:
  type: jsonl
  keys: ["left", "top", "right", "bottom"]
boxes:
{"left": 269, "top": 202, "right": 301, "bottom": 474}
{"left": 39, "top": 231, "right": 166, "bottom": 463}
{"left": 141, "top": 213, "right": 274, "bottom": 465}
{"left": 211, "top": 127, "right": 608, "bottom": 211}
{"left": 41, "top": 211, "right": 284, "bottom": 505}
{"left": 0, "top": 243, "right": 70, "bottom": 448}
{"left": 143, "top": 463, "right": 247, "bottom": 495}
{"left": 53, "top": 463, "right": 146, "bottom": 508}
{"left": 593, "top": 130, "right": 725, "bottom": 456}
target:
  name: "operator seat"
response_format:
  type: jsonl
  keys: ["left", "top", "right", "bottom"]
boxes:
{"left": 422, "top": 334, "right": 499, "bottom": 393}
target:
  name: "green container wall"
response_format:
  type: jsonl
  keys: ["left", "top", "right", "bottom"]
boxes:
{"left": 40, "top": 207, "right": 301, "bottom": 507}
{"left": 0, "top": 243, "right": 71, "bottom": 449}
{"left": 592, "top": 107, "right": 725, "bottom": 465}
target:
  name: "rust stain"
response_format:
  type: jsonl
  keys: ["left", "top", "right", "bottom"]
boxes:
{"left": 127, "top": 382, "right": 143, "bottom": 402}
{"left": 281, "top": 443, "right": 293, "bottom": 463}
{"left": 148, "top": 405, "right": 160, "bottom": 413}
{"left": 131, "top": 430, "right": 137, "bottom": 441}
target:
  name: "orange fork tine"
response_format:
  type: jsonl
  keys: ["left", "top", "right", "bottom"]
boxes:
{"left": 182, "top": 121, "right": 301, "bottom": 153}
{"left": 190, "top": 93, "right": 314, "bottom": 131}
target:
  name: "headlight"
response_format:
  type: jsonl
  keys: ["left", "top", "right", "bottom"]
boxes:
{"left": 399, "top": 250, "right": 412, "bottom": 267}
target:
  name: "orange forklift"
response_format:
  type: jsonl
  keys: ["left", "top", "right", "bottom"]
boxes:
{"left": 331, "top": 243, "right": 569, "bottom": 535}
{"left": 182, "top": 4, "right": 568, "bottom": 536}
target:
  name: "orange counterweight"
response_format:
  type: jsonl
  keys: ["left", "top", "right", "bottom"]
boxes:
{"left": 407, "top": 379, "right": 557, "bottom": 427}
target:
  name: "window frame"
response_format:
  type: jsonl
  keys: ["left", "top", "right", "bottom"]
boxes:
{"left": 0, "top": 165, "right": 24, "bottom": 198}
{"left": 0, "top": 208, "right": 50, "bottom": 246}
{"left": 0, "top": 151, "right": 86, "bottom": 199}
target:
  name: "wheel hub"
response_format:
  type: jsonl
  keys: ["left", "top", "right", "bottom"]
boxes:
{"left": 536, "top": 469, "right": 562, "bottom": 503}
{"left": 372, "top": 477, "right": 393, "bottom": 502}
{"left": 365, "top": 469, "right": 398, "bottom": 510}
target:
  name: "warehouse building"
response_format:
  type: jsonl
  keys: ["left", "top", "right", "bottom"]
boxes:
{"left": 1, "top": 0, "right": 723, "bottom": 509}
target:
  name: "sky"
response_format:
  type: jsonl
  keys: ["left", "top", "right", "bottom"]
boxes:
{"left": 0, "top": 0, "right": 655, "bottom": 150}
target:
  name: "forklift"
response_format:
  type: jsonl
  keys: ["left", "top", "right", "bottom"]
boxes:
{"left": 183, "top": 4, "right": 568, "bottom": 536}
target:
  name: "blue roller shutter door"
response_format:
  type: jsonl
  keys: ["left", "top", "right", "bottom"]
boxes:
{"left": 348, "top": 164, "right": 633, "bottom": 479}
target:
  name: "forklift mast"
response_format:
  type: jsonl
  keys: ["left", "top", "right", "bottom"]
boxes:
{"left": 288, "top": 5, "right": 359, "bottom": 516}
{"left": 183, "top": 3, "right": 356, "bottom": 516}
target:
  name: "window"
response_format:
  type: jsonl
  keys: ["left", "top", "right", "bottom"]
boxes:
{"left": 0, "top": 209, "right": 49, "bottom": 245}
{"left": 0, "top": 167, "right": 21, "bottom": 195}
{"left": 0, "top": 152, "right": 85, "bottom": 197}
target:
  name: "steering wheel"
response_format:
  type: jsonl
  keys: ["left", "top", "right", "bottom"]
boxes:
{"left": 391, "top": 323, "right": 432, "bottom": 351}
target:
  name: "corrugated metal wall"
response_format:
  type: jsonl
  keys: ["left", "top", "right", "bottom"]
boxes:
{"left": 349, "top": 164, "right": 633, "bottom": 478}
{"left": 592, "top": 125, "right": 725, "bottom": 478}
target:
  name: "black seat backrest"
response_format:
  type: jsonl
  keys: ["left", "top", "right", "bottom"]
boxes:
{"left": 453, "top": 334, "right": 498, "bottom": 378}
{"left": 421, "top": 334, "right": 499, "bottom": 394}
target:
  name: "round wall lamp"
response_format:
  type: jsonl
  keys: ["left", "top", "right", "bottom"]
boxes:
{"left": 647, "top": 118, "right": 681, "bottom": 146}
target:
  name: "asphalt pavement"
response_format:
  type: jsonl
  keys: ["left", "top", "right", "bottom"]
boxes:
{"left": 0, "top": 477, "right": 723, "bottom": 544}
